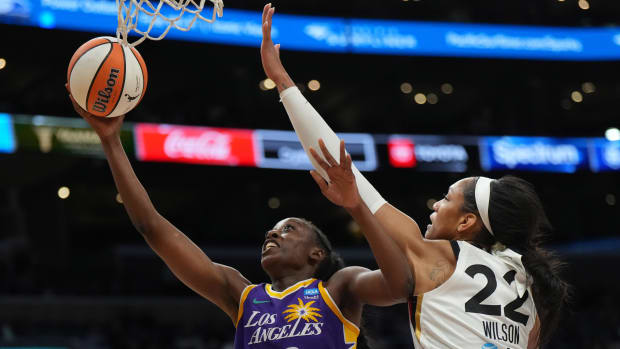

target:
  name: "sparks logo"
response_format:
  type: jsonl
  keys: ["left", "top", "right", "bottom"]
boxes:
{"left": 283, "top": 298, "right": 322, "bottom": 323}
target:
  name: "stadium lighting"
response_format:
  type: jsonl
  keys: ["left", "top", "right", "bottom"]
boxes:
{"left": 605, "top": 128, "right": 620, "bottom": 141}
{"left": 441, "top": 83, "right": 453, "bottom": 94}
{"left": 260, "top": 78, "right": 276, "bottom": 91}
{"left": 578, "top": 0, "right": 590, "bottom": 10}
{"left": 606, "top": 194, "right": 616, "bottom": 206}
{"left": 582, "top": 82, "right": 596, "bottom": 94}
{"left": 426, "top": 199, "right": 437, "bottom": 210}
{"left": 308, "top": 80, "right": 321, "bottom": 91}
{"left": 414, "top": 93, "right": 427, "bottom": 104}
{"left": 427, "top": 93, "right": 438, "bottom": 104}
{"left": 58, "top": 186, "right": 70, "bottom": 199}
{"left": 400, "top": 82, "right": 413, "bottom": 94}
{"left": 268, "top": 197, "right": 280, "bottom": 209}
{"left": 348, "top": 220, "right": 361, "bottom": 234}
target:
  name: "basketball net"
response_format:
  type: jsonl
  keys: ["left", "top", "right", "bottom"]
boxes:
{"left": 116, "top": 0, "right": 224, "bottom": 47}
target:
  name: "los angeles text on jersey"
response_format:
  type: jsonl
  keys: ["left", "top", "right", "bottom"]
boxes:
{"left": 244, "top": 310, "right": 323, "bottom": 345}
{"left": 482, "top": 321, "right": 520, "bottom": 345}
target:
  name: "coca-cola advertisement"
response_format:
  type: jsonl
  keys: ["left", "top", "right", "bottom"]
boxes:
{"left": 135, "top": 123, "right": 257, "bottom": 167}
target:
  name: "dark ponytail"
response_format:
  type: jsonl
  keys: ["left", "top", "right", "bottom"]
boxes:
{"left": 462, "top": 176, "right": 571, "bottom": 346}
{"left": 299, "top": 218, "right": 372, "bottom": 349}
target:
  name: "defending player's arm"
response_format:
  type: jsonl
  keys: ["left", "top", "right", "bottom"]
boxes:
{"left": 67, "top": 94, "right": 249, "bottom": 322}
{"left": 311, "top": 140, "right": 413, "bottom": 304}
{"left": 527, "top": 317, "right": 541, "bottom": 349}
{"left": 260, "top": 3, "right": 450, "bottom": 295}
{"left": 260, "top": 3, "right": 418, "bottom": 244}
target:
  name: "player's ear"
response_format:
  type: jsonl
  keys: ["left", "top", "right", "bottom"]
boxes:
{"left": 456, "top": 212, "right": 479, "bottom": 237}
{"left": 309, "top": 247, "right": 325, "bottom": 265}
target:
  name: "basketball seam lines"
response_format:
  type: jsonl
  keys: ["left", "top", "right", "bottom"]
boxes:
{"left": 108, "top": 45, "right": 126, "bottom": 116}
{"left": 128, "top": 48, "right": 146, "bottom": 104}
{"left": 68, "top": 39, "right": 112, "bottom": 81}
{"left": 85, "top": 42, "right": 113, "bottom": 113}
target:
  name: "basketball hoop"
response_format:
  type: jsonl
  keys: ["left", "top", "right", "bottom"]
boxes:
{"left": 116, "top": 0, "right": 224, "bottom": 47}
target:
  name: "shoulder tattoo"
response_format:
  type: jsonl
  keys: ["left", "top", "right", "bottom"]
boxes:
{"left": 429, "top": 260, "right": 449, "bottom": 288}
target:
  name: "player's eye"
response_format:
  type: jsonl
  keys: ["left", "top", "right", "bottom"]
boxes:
{"left": 283, "top": 224, "right": 294, "bottom": 232}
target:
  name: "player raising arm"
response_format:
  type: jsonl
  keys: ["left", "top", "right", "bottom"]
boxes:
{"left": 260, "top": 4, "right": 570, "bottom": 348}
{"left": 66, "top": 87, "right": 412, "bottom": 348}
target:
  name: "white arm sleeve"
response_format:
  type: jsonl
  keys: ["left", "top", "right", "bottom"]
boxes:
{"left": 279, "top": 86, "right": 387, "bottom": 214}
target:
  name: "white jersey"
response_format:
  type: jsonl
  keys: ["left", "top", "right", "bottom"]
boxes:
{"left": 408, "top": 241, "right": 537, "bottom": 349}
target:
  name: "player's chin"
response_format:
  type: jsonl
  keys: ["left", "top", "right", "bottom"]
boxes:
{"left": 424, "top": 224, "right": 433, "bottom": 239}
{"left": 260, "top": 252, "right": 279, "bottom": 269}
{"left": 424, "top": 226, "right": 444, "bottom": 240}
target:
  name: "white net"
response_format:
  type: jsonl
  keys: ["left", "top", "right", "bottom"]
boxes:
{"left": 116, "top": 0, "right": 224, "bottom": 47}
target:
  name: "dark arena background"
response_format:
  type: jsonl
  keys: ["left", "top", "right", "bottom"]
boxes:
{"left": 1, "top": 0, "right": 620, "bottom": 348}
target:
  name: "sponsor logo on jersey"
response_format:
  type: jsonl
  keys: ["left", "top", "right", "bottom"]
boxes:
{"left": 481, "top": 343, "right": 497, "bottom": 349}
{"left": 303, "top": 288, "right": 319, "bottom": 299}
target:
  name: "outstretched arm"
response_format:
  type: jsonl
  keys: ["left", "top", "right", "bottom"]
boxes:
{"left": 260, "top": 4, "right": 294, "bottom": 93}
{"left": 67, "top": 94, "right": 250, "bottom": 323}
{"left": 260, "top": 3, "right": 419, "bottom": 242}
{"left": 310, "top": 140, "right": 413, "bottom": 303}
{"left": 260, "top": 3, "right": 389, "bottom": 214}
{"left": 260, "top": 3, "right": 451, "bottom": 295}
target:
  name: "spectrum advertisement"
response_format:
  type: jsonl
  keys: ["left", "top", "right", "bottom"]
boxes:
{"left": 1, "top": 0, "right": 620, "bottom": 60}
{"left": 589, "top": 139, "right": 620, "bottom": 172}
{"left": 479, "top": 136, "right": 589, "bottom": 173}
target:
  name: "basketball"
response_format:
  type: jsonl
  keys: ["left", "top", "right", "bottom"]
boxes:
{"left": 67, "top": 36, "right": 148, "bottom": 118}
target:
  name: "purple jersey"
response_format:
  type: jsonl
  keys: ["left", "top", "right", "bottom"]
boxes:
{"left": 234, "top": 278, "right": 359, "bottom": 349}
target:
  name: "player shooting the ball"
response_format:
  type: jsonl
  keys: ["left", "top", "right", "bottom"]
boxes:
{"left": 65, "top": 84, "right": 413, "bottom": 348}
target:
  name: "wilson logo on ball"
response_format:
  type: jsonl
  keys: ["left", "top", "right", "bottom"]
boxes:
{"left": 92, "top": 68, "right": 121, "bottom": 113}
{"left": 67, "top": 36, "right": 148, "bottom": 118}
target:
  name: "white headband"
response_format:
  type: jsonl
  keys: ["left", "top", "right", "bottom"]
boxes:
{"left": 475, "top": 177, "right": 495, "bottom": 236}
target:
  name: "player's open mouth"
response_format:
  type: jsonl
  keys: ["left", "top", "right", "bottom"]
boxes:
{"left": 262, "top": 241, "right": 280, "bottom": 253}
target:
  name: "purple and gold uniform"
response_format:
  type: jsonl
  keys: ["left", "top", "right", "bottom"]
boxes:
{"left": 234, "top": 278, "right": 359, "bottom": 349}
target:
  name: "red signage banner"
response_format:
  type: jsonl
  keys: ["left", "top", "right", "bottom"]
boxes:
{"left": 135, "top": 123, "right": 257, "bottom": 167}
{"left": 388, "top": 138, "right": 416, "bottom": 168}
